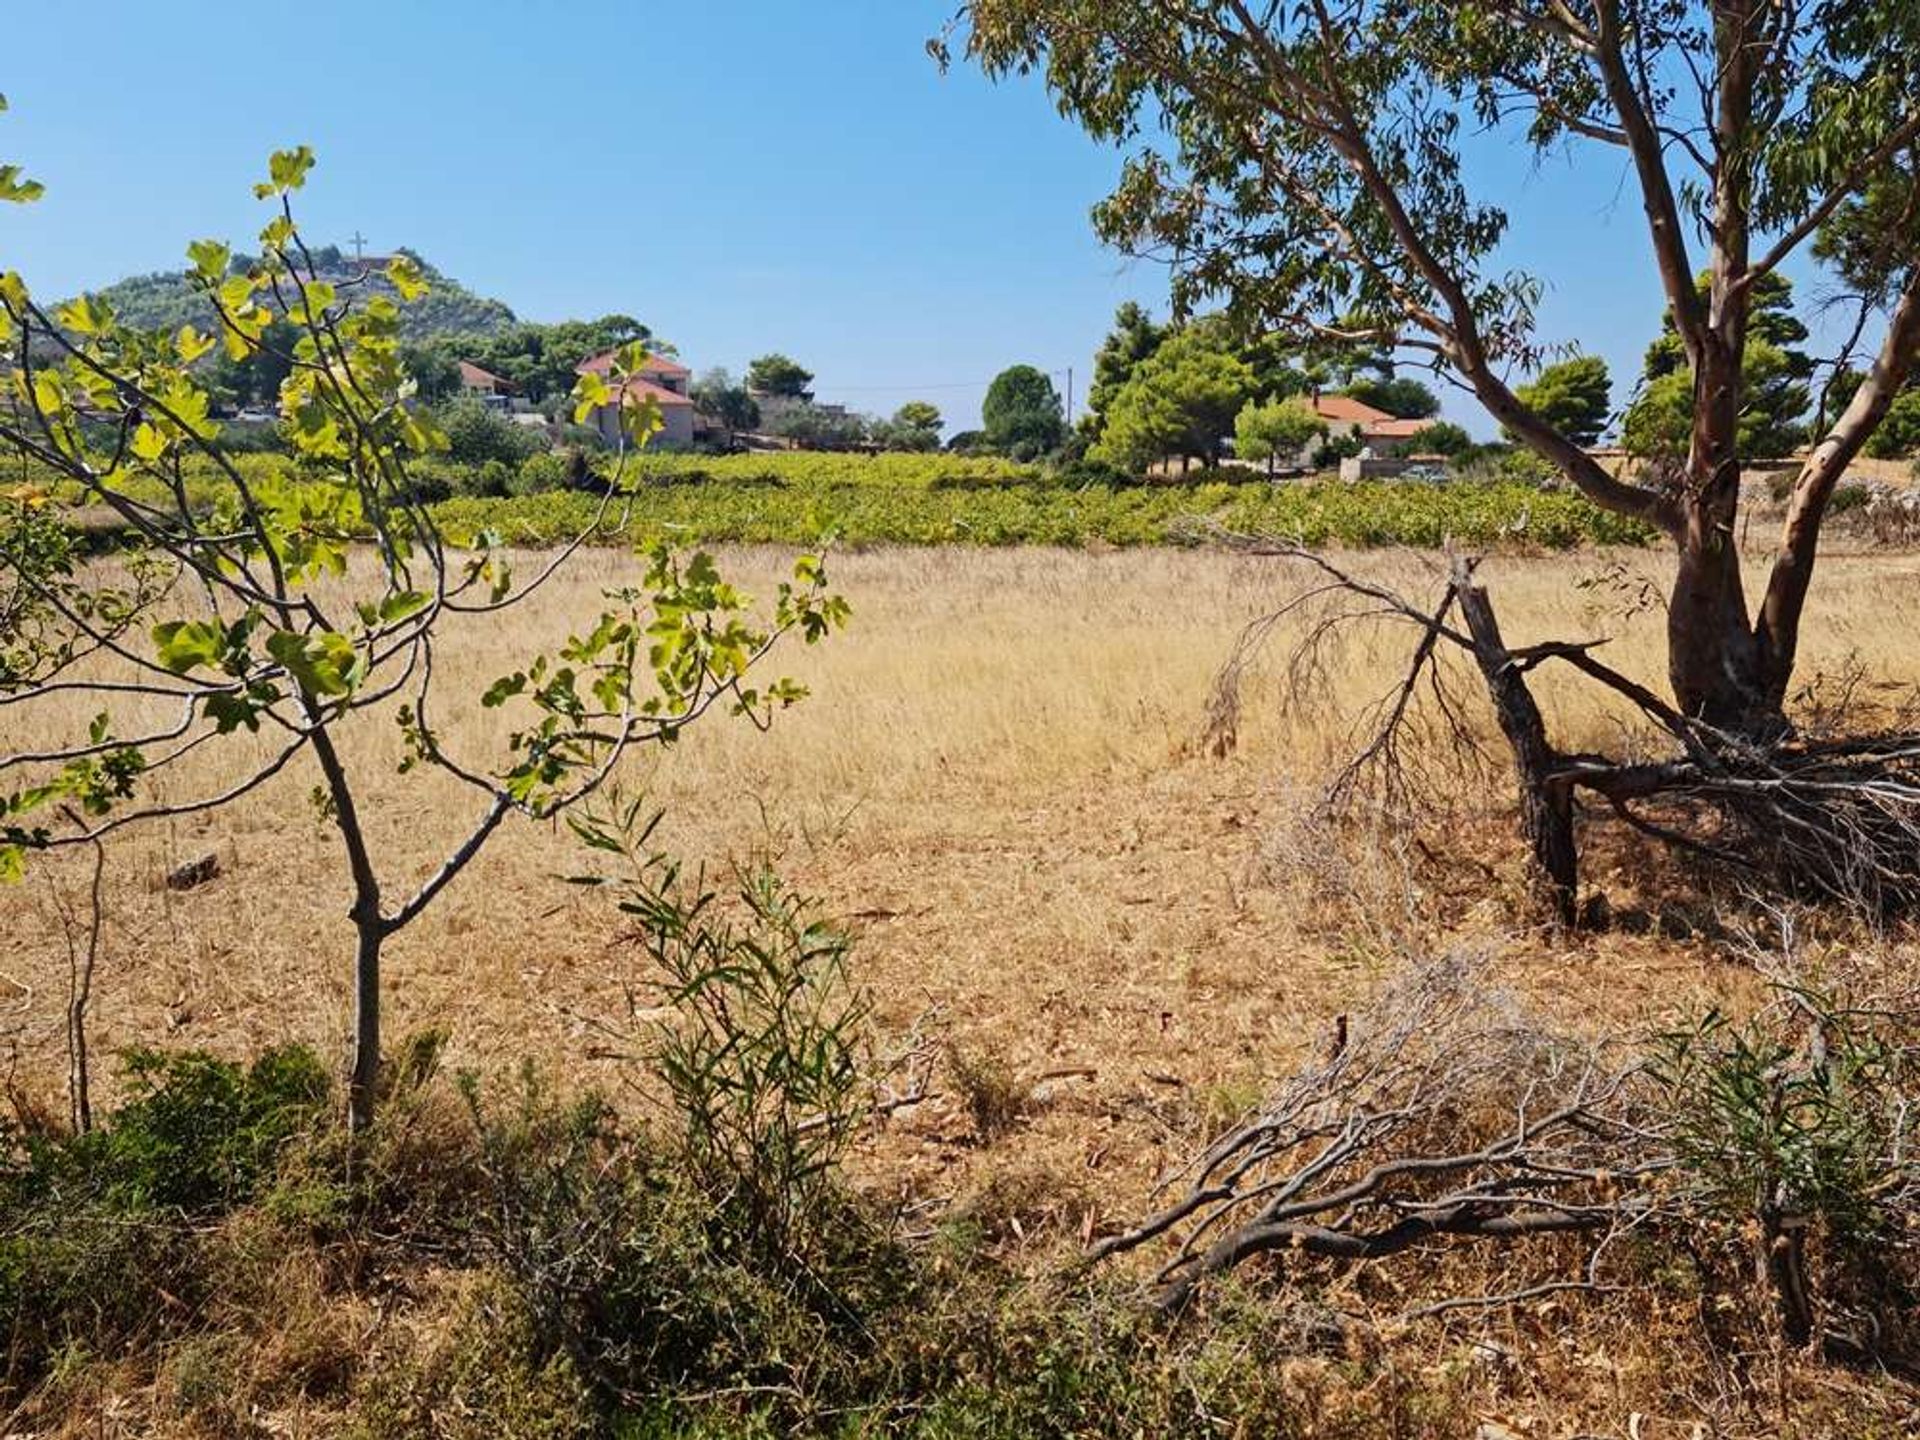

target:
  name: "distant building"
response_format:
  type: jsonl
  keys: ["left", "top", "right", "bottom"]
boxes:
{"left": 1307, "top": 393, "right": 1428, "bottom": 457}
{"left": 457, "top": 361, "right": 515, "bottom": 410}
{"left": 748, "top": 390, "right": 855, "bottom": 435}
{"left": 576, "top": 350, "right": 696, "bottom": 447}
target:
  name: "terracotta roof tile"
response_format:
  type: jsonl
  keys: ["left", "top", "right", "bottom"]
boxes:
{"left": 1309, "top": 393, "right": 1396, "bottom": 425}
{"left": 578, "top": 349, "right": 690, "bottom": 378}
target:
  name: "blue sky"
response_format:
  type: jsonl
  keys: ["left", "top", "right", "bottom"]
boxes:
{"left": 0, "top": 2, "right": 1837, "bottom": 434}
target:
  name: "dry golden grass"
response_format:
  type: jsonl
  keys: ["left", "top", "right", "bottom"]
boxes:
{"left": 8, "top": 541, "right": 1920, "bottom": 1213}
{"left": 11, "top": 540, "right": 1920, "bottom": 1437}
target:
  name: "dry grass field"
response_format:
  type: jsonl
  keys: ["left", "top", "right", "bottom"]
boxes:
{"left": 8, "top": 539, "right": 1920, "bottom": 1434}
{"left": 10, "top": 541, "right": 1920, "bottom": 1209}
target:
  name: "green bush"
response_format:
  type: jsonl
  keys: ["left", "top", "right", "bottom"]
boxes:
{"left": 514, "top": 451, "right": 573, "bottom": 495}
{"left": 18, "top": 1046, "right": 330, "bottom": 1214}
{"left": 437, "top": 397, "right": 546, "bottom": 467}
{"left": 1649, "top": 994, "right": 1919, "bottom": 1346}
{"left": 1829, "top": 480, "right": 1872, "bottom": 515}
{"left": 0, "top": 1046, "right": 331, "bottom": 1394}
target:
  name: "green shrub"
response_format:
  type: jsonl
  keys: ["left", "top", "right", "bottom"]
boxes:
{"left": 437, "top": 397, "right": 545, "bottom": 467}
{"left": 49, "top": 1046, "right": 329, "bottom": 1214}
{"left": 1649, "top": 993, "right": 1919, "bottom": 1345}
{"left": 1829, "top": 480, "right": 1872, "bottom": 515}
{"left": 0, "top": 1046, "right": 331, "bottom": 1395}
{"left": 514, "top": 451, "right": 572, "bottom": 495}
{"left": 401, "top": 460, "right": 459, "bottom": 504}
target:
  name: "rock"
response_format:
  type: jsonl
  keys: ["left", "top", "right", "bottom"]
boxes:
{"left": 165, "top": 853, "right": 221, "bottom": 891}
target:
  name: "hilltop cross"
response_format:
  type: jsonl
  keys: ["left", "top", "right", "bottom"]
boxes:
{"left": 349, "top": 229, "right": 368, "bottom": 263}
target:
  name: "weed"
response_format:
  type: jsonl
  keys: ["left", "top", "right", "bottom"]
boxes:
{"left": 947, "top": 1042, "right": 1030, "bottom": 1142}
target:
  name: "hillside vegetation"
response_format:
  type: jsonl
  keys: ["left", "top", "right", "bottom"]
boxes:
{"left": 67, "top": 247, "right": 516, "bottom": 341}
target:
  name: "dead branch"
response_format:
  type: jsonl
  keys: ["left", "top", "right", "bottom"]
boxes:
{"left": 1205, "top": 528, "right": 1920, "bottom": 919}
{"left": 1091, "top": 951, "right": 1662, "bottom": 1313}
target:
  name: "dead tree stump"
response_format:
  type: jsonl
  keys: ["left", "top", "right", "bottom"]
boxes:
{"left": 1451, "top": 559, "right": 1577, "bottom": 927}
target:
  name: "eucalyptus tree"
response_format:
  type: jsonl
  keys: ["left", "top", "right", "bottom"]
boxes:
{"left": 952, "top": 0, "right": 1920, "bottom": 732}
{"left": 0, "top": 140, "right": 844, "bottom": 1129}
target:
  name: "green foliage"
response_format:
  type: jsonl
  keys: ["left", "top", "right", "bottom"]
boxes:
{"left": 1311, "top": 430, "right": 1364, "bottom": 468}
{"left": 1814, "top": 164, "right": 1920, "bottom": 305}
{"left": 209, "top": 315, "right": 300, "bottom": 408}
{"left": 571, "top": 800, "right": 872, "bottom": 1263}
{"left": 1648, "top": 989, "right": 1918, "bottom": 1342}
{"left": 0, "top": 94, "right": 43, "bottom": 205}
{"left": 642, "top": 866, "right": 868, "bottom": 1255}
{"left": 1623, "top": 341, "right": 1812, "bottom": 461}
{"left": 982, "top": 364, "right": 1066, "bottom": 459}
{"left": 1340, "top": 375, "right": 1439, "bottom": 420}
{"left": 436, "top": 314, "right": 651, "bottom": 404}
{"left": 0, "top": 497, "right": 77, "bottom": 690}
{"left": 871, "top": 399, "right": 944, "bottom": 452}
{"left": 400, "top": 341, "right": 463, "bottom": 400}
{"left": 688, "top": 367, "right": 760, "bottom": 440}
{"left": 3, "top": 1047, "right": 329, "bottom": 1217}
{"left": 1865, "top": 387, "right": 1920, "bottom": 459}
{"left": 1086, "top": 300, "right": 1167, "bottom": 427}
{"left": 1408, "top": 419, "right": 1473, "bottom": 457}
{"left": 1651, "top": 998, "right": 1913, "bottom": 1253}
{"left": 765, "top": 401, "right": 868, "bottom": 450}
{"left": 1514, "top": 355, "right": 1611, "bottom": 447}
{"left": 1630, "top": 274, "right": 1812, "bottom": 459}
{"left": 0, "top": 1045, "right": 331, "bottom": 1393}
{"left": 1092, "top": 328, "right": 1256, "bottom": 469}
{"left": 68, "top": 248, "right": 516, "bottom": 346}
{"left": 745, "top": 353, "right": 814, "bottom": 398}
{"left": 1233, "top": 395, "right": 1326, "bottom": 471}
{"left": 429, "top": 467, "right": 1652, "bottom": 550}
{"left": 436, "top": 395, "right": 546, "bottom": 466}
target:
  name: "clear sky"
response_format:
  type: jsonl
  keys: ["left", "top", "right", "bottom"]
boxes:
{"left": 0, "top": 2, "right": 1836, "bottom": 435}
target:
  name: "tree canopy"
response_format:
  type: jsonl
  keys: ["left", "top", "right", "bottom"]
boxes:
{"left": 747, "top": 354, "right": 815, "bottom": 399}
{"left": 1514, "top": 356, "right": 1612, "bottom": 448}
{"left": 1234, "top": 395, "right": 1327, "bottom": 473}
{"left": 73, "top": 248, "right": 517, "bottom": 344}
{"left": 956, "top": 0, "right": 1920, "bottom": 727}
{"left": 767, "top": 402, "right": 867, "bottom": 450}
{"left": 431, "top": 315, "right": 652, "bottom": 405}
{"left": 872, "top": 401, "right": 944, "bottom": 451}
{"left": 691, "top": 368, "right": 762, "bottom": 440}
{"left": 1341, "top": 375, "right": 1440, "bottom": 420}
{"left": 1092, "top": 328, "right": 1256, "bottom": 470}
{"left": 982, "top": 364, "right": 1066, "bottom": 458}
{"left": 1087, "top": 301, "right": 1168, "bottom": 429}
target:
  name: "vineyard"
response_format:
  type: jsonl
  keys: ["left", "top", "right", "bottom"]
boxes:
{"left": 33, "top": 448, "right": 1652, "bottom": 551}
{"left": 430, "top": 471, "right": 1654, "bottom": 549}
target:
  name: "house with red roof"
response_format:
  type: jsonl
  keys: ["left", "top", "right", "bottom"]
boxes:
{"left": 457, "top": 361, "right": 515, "bottom": 405}
{"left": 576, "top": 350, "right": 697, "bottom": 448}
{"left": 1307, "top": 393, "right": 1428, "bottom": 454}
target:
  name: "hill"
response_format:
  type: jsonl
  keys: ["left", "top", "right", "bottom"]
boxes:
{"left": 71, "top": 246, "right": 517, "bottom": 341}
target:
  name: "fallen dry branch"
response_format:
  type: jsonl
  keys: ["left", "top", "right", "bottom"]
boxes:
{"left": 1204, "top": 528, "right": 1920, "bottom": 920}
{"left": 1091, "top": 950, "right": 1920, "bottom": 1388}
{"left": 1091, "top": 951, "right": 1664, "bottom": 1313}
